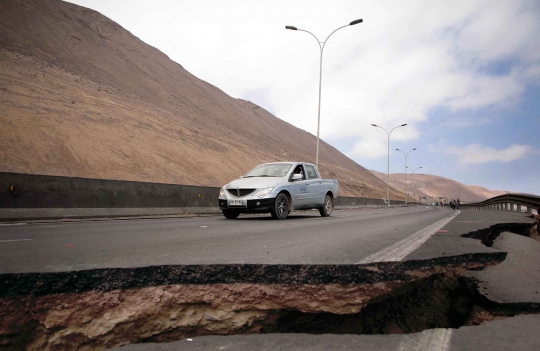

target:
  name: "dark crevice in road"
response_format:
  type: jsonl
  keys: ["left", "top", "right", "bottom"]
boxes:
{"left": 460, "top": 276, "right": 540, "bottom": 321}
{"left": 268, "top": 273, "right": 474, "bottom": 334}
{"left": 268, "top": 275, "right": 540, "bottom": 335}
{"left": 3, "top": 252, "right": 538, "bottom": 350}
{"left": 462, "top": 222, "right": 536, "bottom": 247}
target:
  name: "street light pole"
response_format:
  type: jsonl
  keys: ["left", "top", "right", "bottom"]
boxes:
{"left": 286, "top": 19, "right": 363, "bottom": 168}
{"left": 408, "top": 166, "right": 422, "bottom": 203}
{"left": 371, "top": 124, "right": 407, "bottom": 207}
{"left": 396, "top": 148, "right": 417, "bottom": 204}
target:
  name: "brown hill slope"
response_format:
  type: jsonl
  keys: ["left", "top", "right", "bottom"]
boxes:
{"left": 370, "top": 171, "right": 508, "bottom": 203}
{"left": 0, "top": 0, "right": 402, "bottom": 198}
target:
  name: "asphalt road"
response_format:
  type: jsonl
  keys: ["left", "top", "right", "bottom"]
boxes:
{"left": 3, "top": 207, "right": 538, "bottom": 351}
{"left": 104, "top": 209, "right": 538, "bottom": 351}
{"left": 117, "top": 315, "right": 540, "bottom": 351}
{"left": 0, "top": 206, "right": 456, "bottom": 273}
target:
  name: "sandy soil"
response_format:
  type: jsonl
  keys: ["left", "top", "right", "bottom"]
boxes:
{"left": 0, "top": 0, "right": 404, "bottom": 198}
{"left": 370, "top": 170, "right": 508, "bottom": 202}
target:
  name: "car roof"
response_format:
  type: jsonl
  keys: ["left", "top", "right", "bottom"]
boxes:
{"left": 264, "top": 161, "right": 314, "bottom": 166}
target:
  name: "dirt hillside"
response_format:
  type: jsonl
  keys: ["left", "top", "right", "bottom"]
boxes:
{"left": 370, "top": 171, "right": 508, "bottom": 203}
{"left": 0, "top": 0, "right": 405, "bottom": 199}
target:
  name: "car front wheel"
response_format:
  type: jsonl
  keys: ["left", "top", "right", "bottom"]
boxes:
{"left": 270, "top": 193, "right": 289, "bottom": 220}
{"left": 222, "top": 210, "right": 240, "bottom": 219}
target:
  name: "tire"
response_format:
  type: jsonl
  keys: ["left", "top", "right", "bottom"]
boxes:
{"left": 270, "top": 193, "right": 289, "bottom": 220}
{"left": 319, "top": 194, "right": 333, "bottom": 217}
{"left": 222, "top": 210, "right": 240, "bottom": 219}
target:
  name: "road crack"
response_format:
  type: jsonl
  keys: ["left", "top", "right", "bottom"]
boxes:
{"left": 0, "top": 254, "right": 514, "bottom": 349}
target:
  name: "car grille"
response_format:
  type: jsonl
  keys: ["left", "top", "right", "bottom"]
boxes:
{"left": 226, "top": 189, "right": 256, "bottom": 197}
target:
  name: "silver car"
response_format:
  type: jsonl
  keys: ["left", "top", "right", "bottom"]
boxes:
{"left": 218, "top": 162, "right": 339, "bottom": 220}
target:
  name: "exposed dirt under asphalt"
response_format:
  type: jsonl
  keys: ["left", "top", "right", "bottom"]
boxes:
{"left": 0, "top": 253, "right": 513, "bottom": 351}
{"left": 2, "top": 217, "right": 540, "bottom": 350}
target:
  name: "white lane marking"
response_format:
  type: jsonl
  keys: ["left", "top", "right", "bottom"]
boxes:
{"left": 398, "top": 328, "right": 453, "bottom": 351}
{"left": 333, "top": 209, "right": 404, "bottom": 218}
{"left": 0, "top": 223, "right": 28, "bottom": 226}
{"left": 357, "top": 211, "right": 460, "bottom": 263}
{"left": 0, "top": 239, "right": 32, "bottom": 243}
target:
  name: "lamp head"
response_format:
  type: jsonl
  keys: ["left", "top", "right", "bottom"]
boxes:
{"left": 285, "top": 26, "right": 298, "bottom": 30}
{"left": 350, "top": 19, "right": 363, "bottom": 26}
{"left": 401, "top": 124, "right": 407, "bottom": 127}
{"left": 371, "top": 124, "right": 377, "bottom": 127}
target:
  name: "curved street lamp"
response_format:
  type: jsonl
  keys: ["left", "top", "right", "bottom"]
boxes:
{"left": 371, "top": 123, "right": 407, "bottom": 207}
{"left": 286, "top": 19, "right": 363, "bottom": 168}
{"left": 396, "top": 148, "right": 417, "bottom": 204}
{"left": 409, "top": 166, "right": 423, "bottom": 175}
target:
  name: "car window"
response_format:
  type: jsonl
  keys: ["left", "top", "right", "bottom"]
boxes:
{"left": 305, "top": 165, "right": 319, "bottom": 179}
{"left": 290, "top": 164, "right": 306, "bottom": 180}
{"left": 244, "top": 163, "right": 293, "bottom": 177}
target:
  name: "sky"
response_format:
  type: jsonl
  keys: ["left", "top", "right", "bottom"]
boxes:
{"left": 68, "top": 0, "right": 540, "bottom": 195}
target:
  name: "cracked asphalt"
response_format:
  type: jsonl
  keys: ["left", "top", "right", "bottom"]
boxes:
{"left": 113, "top": 209, "right": 539, "bottom": 351}
{"left": 2, "top": 206, "right": 539, "bottom": 351}
{"left": 1, "top": 206, "right": 457, "bottom": 273}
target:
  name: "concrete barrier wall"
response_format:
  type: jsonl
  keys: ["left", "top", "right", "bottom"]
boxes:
{"left": 0, "top": 172, "right": 221, "bottom": 219}
{"left": 0, "top": 172, "right": 220, "bottom": 209}
{"left": 335, "top": 196, "right": 406, "bottom": 207}
{"left": 0, "top": 172, "right": 412, "bottom": 220}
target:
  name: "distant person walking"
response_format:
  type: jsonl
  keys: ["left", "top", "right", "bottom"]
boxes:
{"left": 536, "top": 208, "right": 540, "bottom": 234}
{"left": 530, "top": 208, "right": 540, "bottom": 239}
{"left": 457, "top": 200, "right": 460, "bottom": 210}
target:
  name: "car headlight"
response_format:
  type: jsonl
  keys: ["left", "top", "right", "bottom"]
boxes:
{"left": 255, "top": 187, "right": 273, "bottom": 198}
{"left": 219, "top": 188, "right": 227, "bottom": 199}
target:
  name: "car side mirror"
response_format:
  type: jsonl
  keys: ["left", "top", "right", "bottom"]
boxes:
{"left": 292, "top": 174, "right": 302, "bottom": 181}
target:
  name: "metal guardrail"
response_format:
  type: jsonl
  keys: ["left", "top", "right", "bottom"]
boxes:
{"left": 461, "top": 193, "right": 540, "bottom": 213}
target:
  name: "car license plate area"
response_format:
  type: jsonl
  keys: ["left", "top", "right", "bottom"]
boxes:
{"left": 229, "top": 200, "right": 244, "bottom": 207}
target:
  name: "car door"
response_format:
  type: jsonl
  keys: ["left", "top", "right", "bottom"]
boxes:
{"left": 304, "top": 164, "right": 324, "bottom": 206}
{"left": 289, "top": 164, "right": 310, "bottom": 209}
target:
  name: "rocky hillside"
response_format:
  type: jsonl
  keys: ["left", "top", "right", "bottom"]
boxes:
{"left": 0, "top": 0, "right": 404, "bottom": 199}
{"left": 370, "top": 171, "right": 508, "bottom": 203}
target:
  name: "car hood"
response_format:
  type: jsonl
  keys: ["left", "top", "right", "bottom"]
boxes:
{"left": 225, "top": 177, "right": 285, "bottom": 189}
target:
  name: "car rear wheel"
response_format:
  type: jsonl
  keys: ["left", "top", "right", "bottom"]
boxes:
{"left": 222, "top": 210, "right": 240, "bottom": 219}
{"left": 270, "top": 193, "right": 289, "bottom": 220}
{"left": 319, "top": 194, "right": 333, "bottom": 217}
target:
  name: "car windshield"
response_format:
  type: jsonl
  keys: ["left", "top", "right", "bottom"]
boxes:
{"left": 244, "top": 163, "right": 293, "bottom": 178}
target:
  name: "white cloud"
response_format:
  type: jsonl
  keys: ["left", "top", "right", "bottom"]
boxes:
{"left": 346, "top": 124, "right": 420, "bottom": 160}
{"left": 69, "top": 0, "right": 540, "bottom": 161}
{"left": 430, "top": 143, "right": 536, "bottom": 164}
{"left": 347, "top": 137, "right": 388, "bottom": 160}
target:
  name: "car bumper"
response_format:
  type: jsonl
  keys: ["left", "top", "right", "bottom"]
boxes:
{"left": 218, "top": 197, "right": 275, "bottom": 212}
